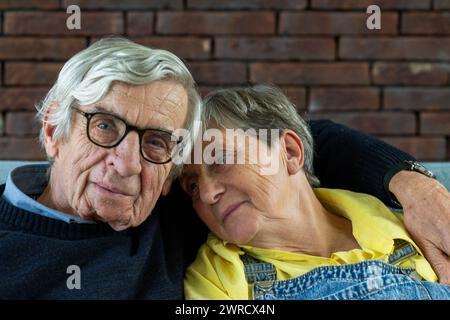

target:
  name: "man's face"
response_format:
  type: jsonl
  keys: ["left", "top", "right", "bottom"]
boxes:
{"left": 48, "top": 80, "right": 188, "bottom": 230}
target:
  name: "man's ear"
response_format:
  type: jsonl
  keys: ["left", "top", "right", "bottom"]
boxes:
{"left": 42, "top": 101, "right": 60, "bottom": 159}
{"left": 281, "top": 130, "right": 305, "bottom": 176}
{"left": 161, "top": 179, "right": 172, "bottom": 196}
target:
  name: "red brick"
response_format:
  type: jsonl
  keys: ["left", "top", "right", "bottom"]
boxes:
{"left": 373, "top": 63, "right": 448, "bottom": 86}
{"left": 447, "top": 138, "right": 450, "bottom": 160}
{"left": 305, "top": 112, "right": 416, "bottom": 135}
{"left": 421, "top": 112, "right": 450, "bottom": 135}
{"left": 311, "top": 0, "right": 431, "bottom": 9}
{"left": 131, "top": 37, "right": 211, "bottom": 59}
{"left": 0, "top": 0, "right": 59, "bottom": 9}
{"left": 156, "top": 12, "right": 275, "bottom": 35}
{"left": 0, "top": 88, "right": 48, "bottom": 112}
{"left": 127, "top": 12, "right": 154, "bottom": 36}
{"left": 380, "top": 137, "right": 446, "bottom": 161}
{"left": 5, "top": 63, "right": 63, "bottom": 86}
{"left": 384, "top": 88, "right": 450, "bottom": 111}
{"left": 197, "top": 86, "right": 223, "bottom": 97}
{"left": 0, "top": 115, "right": 3, "bottom": 136}
{"left": 402, "top": 13, "right": 450, "bottom": 35}
{"left": 187, "top": 62, "right": 247, "bottom": 85}
{"left": 282, "top": 88, "right": 307, "bottom": 112}
{"left": 215, "top": 37, "right": 335, "bottom": 60}
{"left": 187, "top": 0, "right": 307, "bottom": 9}
{"left": 434, "top": 0, "right": 450, "bottom": 9}
{"left": 4, "top": 12, "right": 124, "bottom": 35}
{"left": 340, "top": 37, "right": 450, "bottom": 60}
{"left": 0, "top": 137, "right": 45, "bottom": 160}
{"left": 309, "top": 88, "right": 379, "bottom": 112}
{"left": 5, "top": 112, "right": 40, "bottom": 136}
{"left": 279, "top": 12, "right": 397, "bottom": 35}
{"left": 62, "top": 0, "right": 183, "bottom": 9}
{"left": 0, "top": 38, "right": 86, "bottom": 60}
{"left": 250, "top": 63, "right": 370, "bottom": 85}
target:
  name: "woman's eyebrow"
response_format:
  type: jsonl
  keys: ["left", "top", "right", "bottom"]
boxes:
{"left": 181, "top": 171, "right": 198, "bottom": 180}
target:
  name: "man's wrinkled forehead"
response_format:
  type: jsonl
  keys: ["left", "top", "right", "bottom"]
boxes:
{"left": 111, "top": 82, "right": 186, "bottom": 112}
{"left": 105, "top": 81, "right": 188, "bottom": 129}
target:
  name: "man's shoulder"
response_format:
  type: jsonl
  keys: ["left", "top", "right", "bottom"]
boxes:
{"left": 0, "top": 161, "right": 48, "bottom": 185}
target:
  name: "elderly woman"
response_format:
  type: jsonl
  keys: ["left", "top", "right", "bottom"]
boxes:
{"left": 182, "top": 85, "right": 450, "bottom": 300}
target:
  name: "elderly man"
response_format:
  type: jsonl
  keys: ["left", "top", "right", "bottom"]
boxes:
{"left": 0, "top": 38, "right": 448, "bottom": 299}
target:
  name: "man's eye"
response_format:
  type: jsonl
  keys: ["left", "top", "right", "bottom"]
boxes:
{"left": 146, "top": 137, "right": 167, "bottom": 149}
{"left": 97, "top": 122, "right": 112, "bottom": 130}
{"left": 93, "top": 118, "right": 117, "bottom": 131}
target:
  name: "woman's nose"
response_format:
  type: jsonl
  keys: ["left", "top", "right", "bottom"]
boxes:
{"left": 199, "top": 176, "right": 225, "bottom": 205}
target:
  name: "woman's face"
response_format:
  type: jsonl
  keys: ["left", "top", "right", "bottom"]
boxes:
{"left": 181, "top": 128, "right": 296, "bottom": 245}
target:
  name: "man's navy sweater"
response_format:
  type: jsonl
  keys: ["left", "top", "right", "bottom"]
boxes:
{"left": 0, "top": 120, "right": 414, "bottom": 299}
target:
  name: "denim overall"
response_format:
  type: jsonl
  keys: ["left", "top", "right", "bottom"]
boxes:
{"left": 242, "top": 241, "right": 450, "bottom": 300}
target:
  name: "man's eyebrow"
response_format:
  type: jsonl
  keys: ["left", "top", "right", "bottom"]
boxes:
{"left": 89, "top": 105, "right": 116, "bottom": 115}
{"left": 87, "top": 104, "right": 175, "bottom": 132}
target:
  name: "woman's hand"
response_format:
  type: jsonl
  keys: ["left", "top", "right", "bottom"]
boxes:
{"left": 390, "top": 170, "right": 450, "bottom": 284}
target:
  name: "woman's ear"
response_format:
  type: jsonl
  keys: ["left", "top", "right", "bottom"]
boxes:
{"left": 281, "top": 130, "right": 305, "bottom": 176}
{"left": 42, "top": 102, "right": 60, "bottom": 159}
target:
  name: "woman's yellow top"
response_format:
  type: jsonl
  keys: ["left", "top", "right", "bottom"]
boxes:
{"left": 184, "top": 188, "right": 437, "bottom": 300}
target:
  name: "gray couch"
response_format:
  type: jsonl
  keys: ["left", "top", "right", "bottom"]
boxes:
{"left": 1, "top": 160, "right": 449, "bottom": 190}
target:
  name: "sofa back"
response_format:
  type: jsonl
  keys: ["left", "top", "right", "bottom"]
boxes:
{"left": 0, "top": 160, "right": 449, "bottom": 190}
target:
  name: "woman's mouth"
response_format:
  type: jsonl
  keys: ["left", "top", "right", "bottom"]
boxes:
{"left": 221, "top": 201, "right": 247, "bottom": 223}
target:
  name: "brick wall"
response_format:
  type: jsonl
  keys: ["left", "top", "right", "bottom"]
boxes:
{"left": 0, "top": 0, "right": 449, "bottom": 161}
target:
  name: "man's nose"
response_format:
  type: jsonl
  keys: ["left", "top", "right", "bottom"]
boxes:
{"left": 111, "top": 131, "right": 142, "bottom": 177}
{"left": 198, "top": 175, "right": 225, "bottom": 205}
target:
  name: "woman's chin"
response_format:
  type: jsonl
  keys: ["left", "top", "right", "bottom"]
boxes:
{"left": 220, "top": 209, "right": 259, "bottom": 245}
{"left": 223, "top": 227, "right": 257, "bottom": 246}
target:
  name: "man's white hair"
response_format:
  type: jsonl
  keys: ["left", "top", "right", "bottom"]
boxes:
{"left": 36, "top": 37, "right": 202, "bottom": 178}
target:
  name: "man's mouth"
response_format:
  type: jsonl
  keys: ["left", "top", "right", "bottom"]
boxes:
{"left": 93, "top": 182, "right": 132, "bottom": 197}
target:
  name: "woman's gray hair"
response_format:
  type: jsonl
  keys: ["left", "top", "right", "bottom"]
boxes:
{"left": 36, "top": 37, "right": 202, "bottom": 178}
{"left": 202, "top": 84, "right": 320, "bottom": 187}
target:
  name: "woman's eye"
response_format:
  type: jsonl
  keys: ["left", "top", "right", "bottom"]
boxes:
{"left": 210, "top": 161, "right": 230, "bottom": 173}
{"left": 216, "top": 150, "right": 235, "bottom": 165}
{"left": 183, "top": 181, "right": 199, "bottom": 199}
{"left": 189, "top": 182, "right": 198, "bottom": 194}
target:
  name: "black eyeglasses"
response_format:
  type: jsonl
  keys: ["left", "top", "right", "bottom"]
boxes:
{"left": 73, "top": 107, "right": 182, "bottom": 164}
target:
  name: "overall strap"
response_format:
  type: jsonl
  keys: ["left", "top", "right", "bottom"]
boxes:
{"left": 388, "top": 239, "right": 418, "bottom": 265}
{"left": 241, "top": 254, "right": 277, "bottom": 284}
